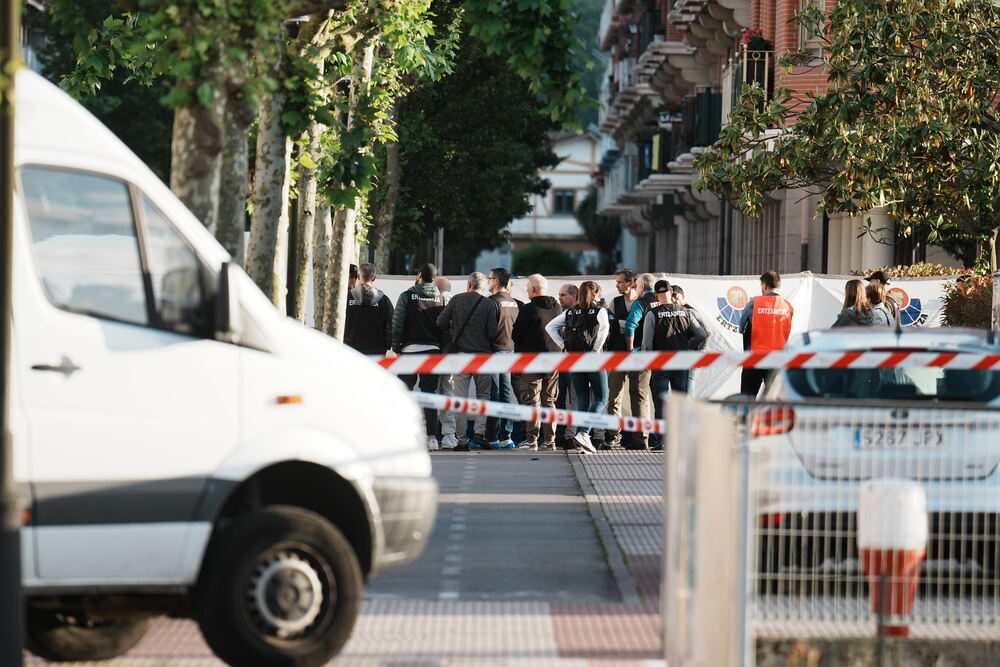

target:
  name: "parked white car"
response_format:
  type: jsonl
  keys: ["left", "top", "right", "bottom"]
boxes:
{"left": 751, "top": 328, "right": 1000, "bottom": 593}
{"left": 12, "top": 70, "right": 436, "bottom": 665}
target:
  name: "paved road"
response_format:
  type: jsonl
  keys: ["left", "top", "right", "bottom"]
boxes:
{"left": 27, "top": 450, "right": 665, "bottom": 666}
{"left": 367, "top": 451, "right": 619, "bottom": 603}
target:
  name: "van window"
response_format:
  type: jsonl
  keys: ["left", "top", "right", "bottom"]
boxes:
{"left": 21, "top": 167, "right": 148, "bottom": 326}
{"left": 141, "top": 197, "right": 211, "bottom": 336}
{"left": 787, "top": 368, "right": 1000, "bottom": 402}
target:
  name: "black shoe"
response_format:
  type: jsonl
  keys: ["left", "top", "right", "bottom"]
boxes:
{"left": 453, "top": 442, "right": 470, "bottom": 452}
{"left": 623, "top": 444, "right": 649, "bottom": 451}
{"left": 650, "top": 443, "right": 663, "bottom": 452}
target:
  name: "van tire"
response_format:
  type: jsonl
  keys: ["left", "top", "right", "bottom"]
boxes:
{"left": 25, "top": 608, "right": 150, "bottom": 661}
{"left": 196, "top": 505, "right": 363, "bottom": 667}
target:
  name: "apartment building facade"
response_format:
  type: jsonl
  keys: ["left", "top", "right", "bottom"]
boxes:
{"left": 595, "top": 0, "right": 958, "bottom": 275}
{"left": 476, "top": 130, "right": 604, "bottom": 274}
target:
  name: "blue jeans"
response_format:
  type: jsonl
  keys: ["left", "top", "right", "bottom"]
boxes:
{"left": 572, "top": 371, "right": 609, "bottom": 435}
{"left": 486, "top": 351, "right": 515, "bottom": 442}
{"left": 555, "top": 372, "right": 575, "bottom": 440}
{"left": 650, "top": 370, "right": 692, "bottom": 445}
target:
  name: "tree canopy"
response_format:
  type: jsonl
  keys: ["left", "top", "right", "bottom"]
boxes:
{"left": 512, "top": 244, "right": 578, "bottom": 276}
{"left": 394, "top": 31, "right": 560, "bottom": 270}
{"left": 694, "top": 0, "right": 1000, "bottom": 270}
{"left": 27, "top": 1, "right": 173, "bottom": 180}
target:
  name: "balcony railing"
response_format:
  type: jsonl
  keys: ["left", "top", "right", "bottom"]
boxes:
{"left": 721, "top": 48, "right": 775, "bottom": 127}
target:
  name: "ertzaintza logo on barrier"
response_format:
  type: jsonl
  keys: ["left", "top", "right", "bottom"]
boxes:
{"left": 716, "top": 285, "right": 749, "bottom": 333}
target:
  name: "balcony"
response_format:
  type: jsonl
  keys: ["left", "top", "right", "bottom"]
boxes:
{"left": 721, "top": 47, "right": 775, "bottom": 126}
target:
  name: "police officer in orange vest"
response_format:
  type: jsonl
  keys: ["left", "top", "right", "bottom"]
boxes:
{"left": 738, "top": 270, "right": 793, "bottom": 397}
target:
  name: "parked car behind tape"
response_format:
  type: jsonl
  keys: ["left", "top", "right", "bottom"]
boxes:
{"left": 751, "top": 328, "right": 1000, "bottom": 596}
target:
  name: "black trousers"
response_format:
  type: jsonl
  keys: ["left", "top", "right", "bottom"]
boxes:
{"left": 740, "top": 368, "right": 768, "bottom": 398}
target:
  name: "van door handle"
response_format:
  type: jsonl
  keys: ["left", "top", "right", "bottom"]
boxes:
{"left": 31, "top": 358, "right": 82, "bottom": 375}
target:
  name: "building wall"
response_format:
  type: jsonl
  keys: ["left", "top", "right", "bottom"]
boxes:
{"left": 475, "top": 133, "right": 601, "bottom": 274}
{"left": 594, "top": 0, "right": 962, "bottom": 278}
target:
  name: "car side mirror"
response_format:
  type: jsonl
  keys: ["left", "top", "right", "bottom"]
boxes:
{"left": 215, "top": 262, "right": 243, "bottom": 344}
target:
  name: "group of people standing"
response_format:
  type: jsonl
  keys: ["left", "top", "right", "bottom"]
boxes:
{"left": 342, "top": 264, "right": 712, "bottom": 453}
{"left": 832, "top": 270, "right": 899, "bottom": 328}
{"left": 342, "top": 263, "right": 904, "bottom": 453}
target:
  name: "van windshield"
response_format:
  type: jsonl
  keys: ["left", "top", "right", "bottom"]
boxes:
{"left": 786, "top": 368, "right": 1000, "bottom": 402}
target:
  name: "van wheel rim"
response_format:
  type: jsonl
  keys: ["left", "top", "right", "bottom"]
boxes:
{"left": 247, "top": 550, "right": 326, "bottom": 638}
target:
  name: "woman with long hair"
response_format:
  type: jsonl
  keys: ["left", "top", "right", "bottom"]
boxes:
{"left": 832, "top": 279, "right": 875, "bottom": 327}
{"left": 545, "top": 280, "right": 610, "bottom": 453}
{"left": 865, "top": 282, "right": 894, "bottom": 327}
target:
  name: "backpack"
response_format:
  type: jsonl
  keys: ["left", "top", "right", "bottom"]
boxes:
{"left": 564, "top": 307, "right": 600, "bottom": 352}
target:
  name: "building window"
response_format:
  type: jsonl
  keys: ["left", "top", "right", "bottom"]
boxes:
{"left": 799, "top": 0, "right": 825, "bottom": 60}
{"left": 553, "top": 189, "right": 576, "bottom": 216}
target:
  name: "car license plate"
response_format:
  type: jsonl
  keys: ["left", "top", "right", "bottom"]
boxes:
{"left": 854, "top": 427, "right": 944, "bottom": 449}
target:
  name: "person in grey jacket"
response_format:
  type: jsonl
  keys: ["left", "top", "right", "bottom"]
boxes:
{"left": 435, "top": 272, "right": 498, "bottom": 450}
{"left": 832, "top": 279, "right": 892, "bottom": 328}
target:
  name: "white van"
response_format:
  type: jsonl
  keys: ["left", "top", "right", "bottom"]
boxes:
{"left": 11, "top": 70, "right": 436, "bottom": 665}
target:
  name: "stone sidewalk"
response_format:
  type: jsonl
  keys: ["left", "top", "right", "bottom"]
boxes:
{"left": 27, "top": 450, "right": 667, "bottom": 666}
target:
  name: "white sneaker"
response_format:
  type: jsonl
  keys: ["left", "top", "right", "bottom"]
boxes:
{"left": 440, "top": 433, "right": 459, "bottom": 450}
{"left": 427, "top": 437, "right": 440, "bottom": 451}
{"left": 517, "top": 439, "right": 538, "bottom": 449}
{"left": 574, "top": 431, "right": 597, "bottom": 454}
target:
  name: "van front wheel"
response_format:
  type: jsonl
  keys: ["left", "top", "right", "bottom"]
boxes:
{"left": 196, "top": 505, "right": 363, "bottom": 667}
{"left": 26, "top": 608, "right": 150, "bottom": 661}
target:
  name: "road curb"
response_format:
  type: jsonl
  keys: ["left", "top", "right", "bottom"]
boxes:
{"left": 566, "top": 451, "right": 643, "bottom": 606}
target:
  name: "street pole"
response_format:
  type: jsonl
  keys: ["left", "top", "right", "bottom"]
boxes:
{"left": 435, "top": 227, "right": 444, "bottom": 271}
{"left": 993, "top": 271, "right": 999, "bottom": 333}
{"left": 0, "top": 0, "right": 25, "bottom": 663}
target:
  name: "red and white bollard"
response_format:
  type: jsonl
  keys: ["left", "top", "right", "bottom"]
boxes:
{"left": 857, "top": 480, "right": 928, "bottom": 638}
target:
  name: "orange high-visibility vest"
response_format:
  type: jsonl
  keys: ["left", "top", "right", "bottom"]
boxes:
{"left": 749, "top": 294, "right": 793, "bottom": 351}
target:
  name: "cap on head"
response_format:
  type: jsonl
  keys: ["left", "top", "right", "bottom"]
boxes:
{"left": 654, "top": 279, "right": 672, "bottom": 293}
{"left": 670, "top": 284, "right": 684, "bottom": 296}
{"left": 865, "top": 270, "right": 890, "bottom": 284}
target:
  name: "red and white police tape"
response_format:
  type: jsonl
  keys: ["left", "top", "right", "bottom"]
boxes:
{"left": 411, "top": 391, "right": 665, "bottom": 434}
{"left": 379, "top": 350, "right": 1000, "bottom": 375}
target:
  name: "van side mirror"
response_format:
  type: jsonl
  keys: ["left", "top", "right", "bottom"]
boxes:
{"left": 215, "top": 262, "right": 242, "bottom": 344}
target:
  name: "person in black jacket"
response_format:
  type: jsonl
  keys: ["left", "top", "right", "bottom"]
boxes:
{"left": 344, "top": 263, "right": 393, "bottom": 356}
{"left": 391, "top": 263, "right": 445, "bottom": 451}
{"left": 485, "top": 267, "right": 523, "bottom": 449}
{"left": 642, "top": 280, "right": 707, "bottom": 450}
{"left": 670, "top": 284, "right": 709, "bottom": 393}
{"left": 511, "top": 273, "right": 562, "bottom": 449}
{"left": 546, "top": 281, "right": 610, "bottom": 454}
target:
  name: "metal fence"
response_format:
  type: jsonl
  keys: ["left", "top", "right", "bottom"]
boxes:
{"left": 744, "top": 397, "right": 1000, "bottom": 641}
{"left": 663, "top": 394, "right": 1000, "bottom": 665}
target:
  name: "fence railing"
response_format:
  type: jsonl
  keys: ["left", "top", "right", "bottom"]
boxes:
{"left": 664, "top": 395, "right": 1000, "bottom": 665}
{"left": 721, "top": 47, "right": 774, "bottom": 127}
{"left": 743, "top": 398, "right": 1000, "bottom": 641}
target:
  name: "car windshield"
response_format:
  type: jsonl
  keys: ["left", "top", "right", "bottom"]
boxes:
{"left": 786, "top": 367, "right": 1000, "bottom": 402}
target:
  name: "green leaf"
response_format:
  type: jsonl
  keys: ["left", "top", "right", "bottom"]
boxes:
{"left": 160, "top": 85, "right": 191, "bottom": 108}
{"left": 299, "top": 152, "right": 317, "bottom": 169}
{"left": 196, "top": 81, "right": 215, "bottom": 107}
